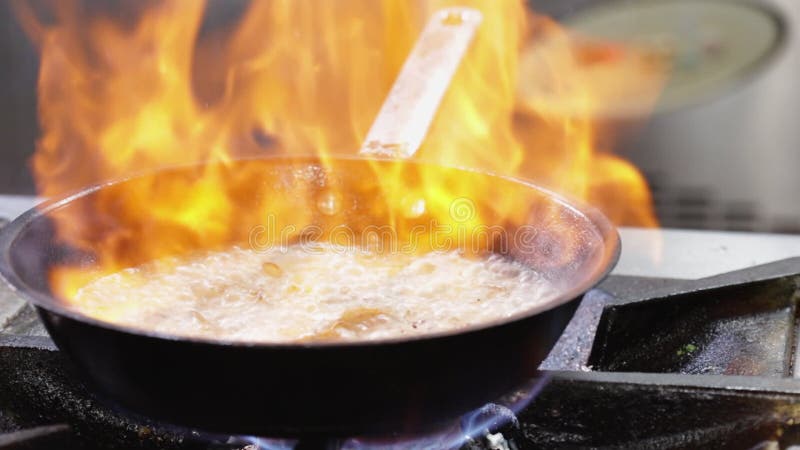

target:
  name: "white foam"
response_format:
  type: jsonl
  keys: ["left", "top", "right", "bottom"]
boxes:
{"left": 73, "top": 244, "right": 557, "bottom": 343}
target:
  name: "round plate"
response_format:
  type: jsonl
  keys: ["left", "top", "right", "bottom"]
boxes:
{"left": 565, "top": 0, "right": 784, "bottom": 113}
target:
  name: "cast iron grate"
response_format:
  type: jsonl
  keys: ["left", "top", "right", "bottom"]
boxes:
{"left": 590, "top": 276, "right": 799, "bottom": 376}
{"left": 3, "top": 258, "right": 800, "bottom": 448}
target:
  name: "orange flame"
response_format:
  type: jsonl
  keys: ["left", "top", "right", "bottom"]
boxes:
{"left": 13, "top": 0, "right": 665, "bottom": 301}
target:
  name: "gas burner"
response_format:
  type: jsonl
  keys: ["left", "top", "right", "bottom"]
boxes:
{"left": 235, "top": 385, "right": 543, "bottom": 450}
{"left": 3, "top": 253, "right": 800, "bottom": 448}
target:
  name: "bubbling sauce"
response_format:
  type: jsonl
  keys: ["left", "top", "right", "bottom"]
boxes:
{"left": 72, "top": 244, "right": 558, "bottom": 343}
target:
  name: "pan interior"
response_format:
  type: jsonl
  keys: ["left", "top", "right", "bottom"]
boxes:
{"left": 3, "top": 157, "right": 618, "bottom": 341}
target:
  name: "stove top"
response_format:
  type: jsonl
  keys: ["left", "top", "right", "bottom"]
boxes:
{"left": 2, "top": 195, "right": 800, "bottom": 449}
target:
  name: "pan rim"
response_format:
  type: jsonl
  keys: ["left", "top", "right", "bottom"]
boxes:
{"left": 0, "top": 155, "right": 620, "bottom": 349}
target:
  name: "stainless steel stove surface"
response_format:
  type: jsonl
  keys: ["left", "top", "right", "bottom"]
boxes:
{"left": 3, "top": 195, "right": 800, "bottom": 449}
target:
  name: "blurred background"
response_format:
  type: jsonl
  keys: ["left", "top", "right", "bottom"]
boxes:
{"left": 1, "top": 0, "right": 798, "bottom": 232}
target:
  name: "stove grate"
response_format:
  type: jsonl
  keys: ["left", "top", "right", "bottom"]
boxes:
{"left": 3, "top": 256, "right": 800, "bottom": 448}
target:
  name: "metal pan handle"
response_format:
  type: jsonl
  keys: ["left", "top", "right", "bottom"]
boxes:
{"left": 359, "top": 7, "right": 482, "bottom": 159}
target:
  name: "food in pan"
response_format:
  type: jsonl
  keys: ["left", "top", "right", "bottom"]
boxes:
{"left": 71, "top": 243, "right": 556, "bottom": 343}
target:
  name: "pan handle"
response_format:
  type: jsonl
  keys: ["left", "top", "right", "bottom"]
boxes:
{"left": 359, "top": 7, "right": 482, "bottom": 159}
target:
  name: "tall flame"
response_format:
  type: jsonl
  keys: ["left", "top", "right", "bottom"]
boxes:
{"left": 13, "top": 0, "right": 665, "bottom": 299}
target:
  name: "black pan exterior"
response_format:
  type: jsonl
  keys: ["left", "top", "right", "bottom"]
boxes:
{"left": 36, "top": 296, "right": 579, "bottom": 436}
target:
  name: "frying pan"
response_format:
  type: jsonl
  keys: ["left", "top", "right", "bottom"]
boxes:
{"left": 0, "top": 8, "right": 620, "bottom": 437}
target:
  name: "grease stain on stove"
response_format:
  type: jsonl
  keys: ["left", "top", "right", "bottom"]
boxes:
{"left": 676, "top": 343, "right": 698, "bottom": 357}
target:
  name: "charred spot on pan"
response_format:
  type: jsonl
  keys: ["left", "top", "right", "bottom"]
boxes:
{"left": 251, "top": 127, "right": 276, "bottom": 149}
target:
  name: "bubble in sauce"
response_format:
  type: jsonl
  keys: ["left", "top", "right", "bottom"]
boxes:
{"left": 262, "top": 262, "right": 283, "bottom": 277}
{"left": 401, "top": 195, "right": 426, "bottom": 219}
{"left": 316, "top": 190, "right": 343, "bottom": 216}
